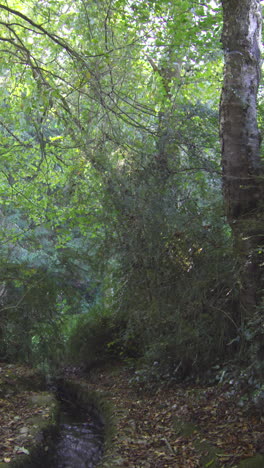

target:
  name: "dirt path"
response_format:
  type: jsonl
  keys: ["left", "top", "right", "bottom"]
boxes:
{"left": 75, "top": 365, "right": 264, "bottom": 468}
{"left": 1, "top": 362, "right": 264, "bottom": 467}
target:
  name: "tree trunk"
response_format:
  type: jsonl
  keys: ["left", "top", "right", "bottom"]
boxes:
{"left": 220, "top": 0, "right": 263, "bottom": 313}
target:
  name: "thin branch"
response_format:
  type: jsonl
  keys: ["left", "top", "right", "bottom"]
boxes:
{"left": 0, "top": 4, "right": 80, "bottom": 57}
{"left": 0, "top": 275, "right": 46, "bottom": 314}
{"left": 0, "top": 120, "right": 33, "bottom": 147}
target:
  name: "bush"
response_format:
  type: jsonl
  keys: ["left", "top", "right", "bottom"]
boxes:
{"left": 113, "top": 234, "right": 240, "bottom": 384}
{"left": 67, "top": 305, "right": 122, "bottom": 369}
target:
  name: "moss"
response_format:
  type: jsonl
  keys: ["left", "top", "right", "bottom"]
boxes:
{"left": 173, "top": 418, "right": 198, "bottom": 437}
{"left": 28, "top": 392, "right": 56, "bottom": 406}
{"left": 194, "top": 439, "right": 223, "bottom": 468}
{"left": 4, "top": 392, "right": 59, "bottom": 468}
{"left": 237, "top": 455, "right": 264, "bottom": 468}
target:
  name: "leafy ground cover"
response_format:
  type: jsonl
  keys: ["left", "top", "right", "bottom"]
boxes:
{"left": 78, "top": 365, "right": 264, "bottom": 468}
{"left": 0, "top": 363, "right": 56, "bottom": 465}
{"left": 1, "top": 362, "right": 264, "bottom": 467}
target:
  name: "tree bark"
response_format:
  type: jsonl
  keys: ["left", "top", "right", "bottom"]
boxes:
{"left": 220, "top": 0, "right": 263, "bottom": 312}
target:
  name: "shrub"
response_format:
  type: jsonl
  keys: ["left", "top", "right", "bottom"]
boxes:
{"left": 67, "top": 305, "right": 121, "bottom": 369}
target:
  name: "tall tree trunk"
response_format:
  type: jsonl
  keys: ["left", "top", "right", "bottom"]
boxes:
{"left": 220, "top": 0, "right": 263, "bottom": 314}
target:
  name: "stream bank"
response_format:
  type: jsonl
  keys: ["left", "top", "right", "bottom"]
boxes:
{"left": 0, "top": 363, "right": 58, "bottom": 467}
{"left": 31, "top": 397, "right": 104, "bottom": 468}
{"left": 63, "top": 364, "right": 264, "bottom": 468}
{"left": 0, "top": 363, "right": 107, "bottom": 468}
{"left": 1, "top": 362, "right": 264, "bottom": 467}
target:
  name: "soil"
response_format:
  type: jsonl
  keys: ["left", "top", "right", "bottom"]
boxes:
{"left": 66, "top": 364, "right": 264, "bottom": 468}
{"left": 1, "top": 362, "right": 264, "bottom": 468}
{"left": 0, "top": 363, "right": 57, "bottom": 465}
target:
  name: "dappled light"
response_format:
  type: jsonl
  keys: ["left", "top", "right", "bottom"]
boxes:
{"left": 0, "top": 0, "right": 263, "bottom": 466}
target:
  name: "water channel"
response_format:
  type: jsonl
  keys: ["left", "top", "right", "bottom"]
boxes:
{"left": 36, "top": 398, "right": 104, "bottom": 468}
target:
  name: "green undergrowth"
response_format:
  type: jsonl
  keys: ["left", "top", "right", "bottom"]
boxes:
{"left": 237, "top": 455, "right": 264, "bottom": 468}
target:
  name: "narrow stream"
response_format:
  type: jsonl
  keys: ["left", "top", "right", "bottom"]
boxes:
{"left": 38, "top": 399, "right": 104, "bottom": 468}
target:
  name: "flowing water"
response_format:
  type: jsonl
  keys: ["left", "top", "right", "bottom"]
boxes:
{"left": 39, "top": 399, "right": 104, "bottom": 468}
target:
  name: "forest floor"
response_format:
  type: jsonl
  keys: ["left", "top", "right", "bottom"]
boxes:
{"left": 80, "top": 363, "right": 264, "bottom": 468}
{"left": 0, "top": 363, "right": 56, "bottom": 465}
{"left": 1, "top": 362, "right": 264, "bottom": 467}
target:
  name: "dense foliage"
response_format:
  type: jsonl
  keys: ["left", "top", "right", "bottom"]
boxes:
{"left": 0, "top": 0, "right": 263, "bottom": 383}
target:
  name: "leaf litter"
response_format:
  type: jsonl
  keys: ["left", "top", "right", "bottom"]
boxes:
{"left": 1, "top": 362, "right": 264, "bottom": 467}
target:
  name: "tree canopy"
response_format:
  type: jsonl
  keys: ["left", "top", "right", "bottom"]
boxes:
{"left": 0, "top": 0, "right": 263, "bottom": 383}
